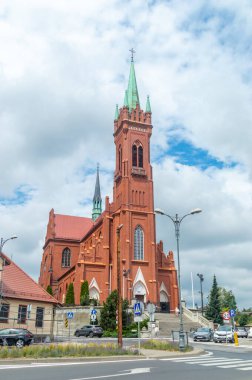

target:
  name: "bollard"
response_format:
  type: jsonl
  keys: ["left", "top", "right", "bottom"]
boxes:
{"left": 234, "top": 331, "right": 239, "bottom": 346}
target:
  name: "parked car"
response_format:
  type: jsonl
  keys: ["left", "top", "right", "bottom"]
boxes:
{"left": 235, "top": 327, "right": 248, "bottom": 338}
{"left": 74, "top": 325, "right": 103, "bottom": 338}
{"left": 0, "top": 328, "right": 34, "bottom": 348}
{"left": 213, "top": 325, "right": 234, "bottom": 343}
{"left": 247, "top": 327, "right": 252, "bottom": 338}
{"left": 193, "top": 327, "right": 213, "bottom": 342}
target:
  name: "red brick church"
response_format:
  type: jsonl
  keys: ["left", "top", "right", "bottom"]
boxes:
{"left": 39, "top": 56, "right": 179, "bottom": 312}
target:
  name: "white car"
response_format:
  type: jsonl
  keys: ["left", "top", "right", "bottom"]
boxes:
{"left": 214, "top": 325, "right": 234, "bottom": 343}
{"left": 248, "top": 327, "right": 252, "bottom": 338}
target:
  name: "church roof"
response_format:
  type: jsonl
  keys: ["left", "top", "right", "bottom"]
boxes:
{"left": 0, "top": 253, "right": 58, "bottom": 303}
{"left": 126, "top": 60, "right": 140, "bottom": 110}
{"left": 54, "top": 214, "right": 93, "bottom": 240}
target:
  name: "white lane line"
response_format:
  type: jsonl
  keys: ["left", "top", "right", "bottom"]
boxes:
{"left": 0, "top": 358, "right": 148, "bottom": 371}
{"left": 238, "top": 367, "right": 252, "bottom": 371}
{"left": 69, "top": 368, "right": 151, "bottom": 380}
{"left": 219, "top": 361, "right": 252, "bottom": 368}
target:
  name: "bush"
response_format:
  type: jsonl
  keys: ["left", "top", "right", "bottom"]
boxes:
{"left": 80, "top": 281, "right": 89, "bottom": 306}
{"left": 141, "top": 339, "right": 192, "bottom": 352}
{"left": 65, "top": 283, "right": 75, "bottom": 305}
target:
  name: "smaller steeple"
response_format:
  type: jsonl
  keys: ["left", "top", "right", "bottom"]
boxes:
{"left": 146, "top": 95, "right": 151, "bottom": 113}
{"left": 123, "top": 90, "right": 129, "bottom": 107}
{"left": 114, "top": 104, "right": 119, "bottom": 120}
{"left": 92, "top": 164, "right": 102, "bottom": 222}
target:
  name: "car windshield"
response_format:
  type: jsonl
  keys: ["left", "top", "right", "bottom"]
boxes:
{"left": 218, "top": 326, "right": 232, "bottom": 331}
{"left": 197, "top": 328, "right": 209, "bottom": 332}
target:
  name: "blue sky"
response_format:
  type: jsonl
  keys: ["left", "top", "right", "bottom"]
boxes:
{"left": 1, "top": 0, "right": 252, "bottom": 308}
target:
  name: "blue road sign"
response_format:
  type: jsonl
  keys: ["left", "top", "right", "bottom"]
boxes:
{"left": 91, "top": 309, "right": 97, "bottom": 315}
{"left": 134, "top": 302, "right": 142, "bottom": 316}
{"left": 229, "top": 309, "right": 236, "bottom": 318}
{"left": 67, "top": 312, "right": 74, "bottom": 319}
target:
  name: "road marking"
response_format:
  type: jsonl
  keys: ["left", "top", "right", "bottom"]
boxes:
{"left": 160, "top": 351, "right": 213, "bottom": 361}
{"left": 220, "top": 361, "right": 252, "bottom": 368}
{"left": 238, "top": 367, "right": 252, "bottom": 371}
{"left": 69, "top": 368, "right": 151, "bottom": 379}
{"left": 187, "top": 358, "right": 242, "bottom": 364}
{"left": 201, "top": 360, "right": 245, "bottom": 366}
{"left": 0, "top": 359, "right": 148, "bottom": 371}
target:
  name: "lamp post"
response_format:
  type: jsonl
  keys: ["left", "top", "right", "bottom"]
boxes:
{"left": 197, "top": 273, "right": 204, "bottom": 315}
{"left": 0, "top": 236, "right": 17, "bottom": 254}
{"left": 155, "top": 208, "right": 202, "bottom": 350}
{"left": 0, "top": 236, "right": 18, "bottom": 301}
{"left": 116, "top": 224, "right": 123, "bottom": 349}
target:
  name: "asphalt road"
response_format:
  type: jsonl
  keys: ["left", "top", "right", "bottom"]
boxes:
{"left": 2, "top": 348, "right": 252, "bottom": 380}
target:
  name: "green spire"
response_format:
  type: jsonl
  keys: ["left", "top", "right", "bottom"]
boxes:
{"left": 92, "top": 164, "right": 102, "bottom": 222}
{"left": 146, "top": 95, "right": 151, "bottom": 113}
{"left": 123, "top": 90, "right": 129, "bottom": 107}
{"left": 114, "top": 104, "right": 119, "bottom": 120}
{"left": 126, "top": 61, "right": 140, "bottom": 110}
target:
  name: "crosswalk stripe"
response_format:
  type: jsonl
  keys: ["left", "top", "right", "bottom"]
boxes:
{"left": 187, "top": 359, "right": 242, "bottom": 365}
{"left": 238, "top": 367, "right": 252, "bottom": 371}
{"left": 201, "top": 360, "right": 244, "bottom": 366}
{"left": 161, "top": 354, "right": 213, "bottom": 361}
{"left": 219, "top": 361, "right": 252, "bottom": 369}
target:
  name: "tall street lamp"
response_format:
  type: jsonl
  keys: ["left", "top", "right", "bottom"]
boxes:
{"left": 197, "top": 273, "right": 204, "bottom": 315}
{"left": 0, "top": 236, "right": 18, "bottom": 301}
{"left": 0, "top": 236, "right": 18, "bottom": 254}
{"left": 155, "top": 208, "right": 202, "bottom": 350}
{"left": 116, "top": 224, "right": 123, "bottom": 349}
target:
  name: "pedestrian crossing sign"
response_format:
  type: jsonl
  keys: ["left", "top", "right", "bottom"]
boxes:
{"left": 134, "top": 302, "right": 142, "bottom": 316}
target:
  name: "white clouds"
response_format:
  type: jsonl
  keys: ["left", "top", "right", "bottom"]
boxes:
{"left": 0, "top": 0, "right": 252, "bottom": 307}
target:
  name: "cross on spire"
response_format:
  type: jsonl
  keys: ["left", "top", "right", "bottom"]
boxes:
{"left": 129, "top": 48, "right": 136, "bottom": 62}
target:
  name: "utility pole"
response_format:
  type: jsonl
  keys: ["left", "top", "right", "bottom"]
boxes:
{"left": 197, "top": 273, "right": 204, "bottom": 315}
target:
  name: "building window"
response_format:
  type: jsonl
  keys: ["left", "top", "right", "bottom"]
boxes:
{"left": 62, "top": 248, "right": 71, "bottom": 267}
{"left": 118, "top": 145, "right": 122, "bottom": 172}
{"left": 132, "top": 145, "right": 137, "bottom": 166}
{"left": 132, "top": 143, "right": 143, "bottom": 168}
{"left": 35, "top": 307, "right": 44, "bottom": 328}
{"left": 0, "top": 304, "right": 9, "bottom": 323}
{"left": 138, "top": 146, "right": 143, "bottom": 168}
{"left": 134, "top": 226, "right": 144, "bottom": 260}
{"left": 18, "top": 305, "right": 27, "bottom": 324}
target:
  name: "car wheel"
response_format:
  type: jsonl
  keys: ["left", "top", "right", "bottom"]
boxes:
{"left": 89, "top": 332, "right": 94, "bottom": 338}
{"left": 16, "top": 339, "right": 24, "bottom": 348}
{"left": 75, "top": 332, "right": 80, "bottom": 337}
{"left": 193, "top": 339, "right": 196, "bottom": 342}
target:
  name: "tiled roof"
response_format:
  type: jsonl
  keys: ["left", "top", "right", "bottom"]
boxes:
{"left": 1, "top": 253, "right": 58, "bottom": 304}
{"left": 54, "top": 214, "right": 93, "bottom": 240}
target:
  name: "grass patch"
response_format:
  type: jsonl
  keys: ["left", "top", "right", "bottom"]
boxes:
{"left": 141, "top": 340, "right": 192, "bottom": 352}
{"left": 0, "top": 343, "right": 135, "bottom": 359}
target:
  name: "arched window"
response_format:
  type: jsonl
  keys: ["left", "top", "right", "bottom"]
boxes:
{"left": 138, "top": 146, "right": 143, "bottom": 168}
{"left": 132, "top": 142, "right": 143, "bottom": 168}
{"left": 132, "top": 145, "right": 137, "bottom": 167}
{"left": 62, "top": 248, "right": 71, "bottom": 267}
{"left": 118, "top": 145, "right": 122, "bottom": 172}
{"left": 134, "top": 226, "right": 144, "bottom": 260}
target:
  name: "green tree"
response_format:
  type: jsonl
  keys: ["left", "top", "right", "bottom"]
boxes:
{"left": 80, "top": 281, "right": 90, "bottom": 305}
{"left": 100, "top": 290, "right": 129, "bottom": 331}
{"left": 237, "top": 313, "right": 249, "bottom": 327}
{"left": 219, "top": 287, "right": 237, "bottom": 311}
{"left": 65, "top": 283, "right": 75, "bottom": 305}
{"left": 205, "top": 275, "right": 222, "bottom": 324}
{"left": 46, "top": 285, "right": 53, "bottom": 296}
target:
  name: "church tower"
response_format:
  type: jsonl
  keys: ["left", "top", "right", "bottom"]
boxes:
{"left": 112, "top": 52, "right": 158, "bottom": 303}
{"left": 92, "top": 164, "right": 102, "bottom": 221}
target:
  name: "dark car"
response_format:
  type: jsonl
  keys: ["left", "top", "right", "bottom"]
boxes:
{"left": 193, "top": 327, "right": 213, "bottom": 342}
{"left": 74, "top": 325, "right": 103, "bottom": 338}
{"left": 0, "top": 328, "right": 34, "bottom": 348}
{"left": 235, "top": 327, "right": 248, "bottom": 338}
